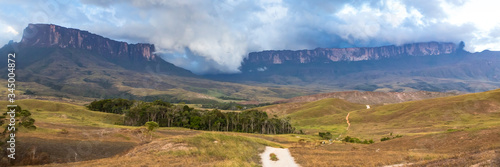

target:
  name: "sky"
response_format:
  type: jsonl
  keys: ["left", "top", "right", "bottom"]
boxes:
{"left": 0, "top": 0, "right": 499, "bottom": 74}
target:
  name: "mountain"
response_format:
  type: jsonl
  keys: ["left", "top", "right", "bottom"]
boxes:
{"left": 17, "top": 24, "right": 194, "bottom": 76}
{"left": 243, "top": 42, "right": 458, "bottom": 66}
{"left": 0, "top": 24, "right": 319, "bottom": 102}
{"left": 206, "top": 42, "right": 500, "bottom": 93}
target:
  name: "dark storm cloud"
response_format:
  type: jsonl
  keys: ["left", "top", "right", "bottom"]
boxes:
{"left": 0, "top": 0, "right": 497, "bottom": 74}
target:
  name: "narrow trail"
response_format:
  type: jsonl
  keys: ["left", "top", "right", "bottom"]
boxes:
{"left": 261, "top": 146, "right": 300, "bottom": 167}
{"left": 346, "top": 112, "right": 351, "bottom": 131}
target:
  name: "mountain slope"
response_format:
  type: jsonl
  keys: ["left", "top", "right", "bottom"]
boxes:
{"left": 274, "top": 90, "right": 457, "bottom": 105}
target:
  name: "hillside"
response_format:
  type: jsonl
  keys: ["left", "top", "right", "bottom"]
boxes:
{"left": 258, "top": 89, "right": 500, "bottom": 166}
{"left": 0, "top": 99, "right": 283, "bottom": 166}
{"left": 262, "top": 89, "right": 500, "bottom": 135}
{"left": 3, "top": 90, "right": 499, "bottom": 166}
{"left": 348, "top": 88, "right": 500, "bottom": 136}
{"left": 274, "top": 90, "right": 457, "bottom": 105}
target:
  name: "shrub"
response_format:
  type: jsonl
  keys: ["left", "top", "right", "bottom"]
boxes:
{"left": 381, "top": 134, "right": 403, "bottom": 142}
{"left": 343, "top": 136, "right": 373, "bottom": 144}
{"left": 60, "top": 129, "right": 69, "bottom": 134}
{"left": 270, "top": 153, "right": 279, "bottom": 161}
{"left": 381, "top": 137, "right": 391, "bottom": 141}
{"left": 319, "top": 132, "right": 332, "bottom": 140}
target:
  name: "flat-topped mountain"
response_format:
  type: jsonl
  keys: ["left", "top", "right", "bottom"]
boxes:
{"left": 243, "top": 42, "right": 460, "bottom": 66}
{"left": 207, "top": 41, "right": 499, "bottom": 93}
{"left": 17, "top": 23, "right": 193, "bottom": 76}
{"left": 21, "top": 24, "right": 157, "bottom": 61}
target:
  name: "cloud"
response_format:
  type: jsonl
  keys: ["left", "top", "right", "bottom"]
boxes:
{"left": 0, "top": 0, "right": 499, "bottom": 74}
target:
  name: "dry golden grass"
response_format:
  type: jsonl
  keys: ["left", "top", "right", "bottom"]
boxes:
{"left": 4, "top": 89, "right": 500, "bottom": 166}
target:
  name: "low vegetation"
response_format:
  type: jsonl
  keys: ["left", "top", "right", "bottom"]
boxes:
{"left": 380, "top": 133, "right": 403, "bottom": 142}
{"left": 318, "top": 132, "right": 332, "bottom": 140}
{"left": 342, "top": 136, "right": 374, "bottom": 144}
{"left": 270, "top": 153, "right": 279, "bottom": 161}
{"left": 200, "top": 101, "right": 272, "bottom": 110}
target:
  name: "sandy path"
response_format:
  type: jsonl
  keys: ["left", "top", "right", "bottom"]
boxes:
{"left": 261, "top": 146, "right": 300, "bottom": 167}
{"left": 346, "top": 112, "right": 351, "bottom": 130}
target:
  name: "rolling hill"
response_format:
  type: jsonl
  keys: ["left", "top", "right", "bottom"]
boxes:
{"left": 258, "top": 88, "right": 500, "bottom": 136}
{"left": 259, "top": 89, "right": 500, "bottom": 166}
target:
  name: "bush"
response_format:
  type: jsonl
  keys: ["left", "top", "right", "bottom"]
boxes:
{"left": 270, "top": 153, "right": 279, "bottom": 161}
{"left": 381, "top": 134, "right": 403, "bottom": 142}
{"left": 343, "top": 136, "right": 373, "bottom": 144}
{"left": 380, "top": 137, "right": 391, "bottom": 141}
{"left": 60, "top": 129, "right": 69, "bottom": 134}
{"left": 318, "top": 132, "right": 332, "bottom": 140}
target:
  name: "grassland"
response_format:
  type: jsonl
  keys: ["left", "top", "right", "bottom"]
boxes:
{"left": 2, "top": 89, "right": 500, "bottom": 166}
{"left": 257, "top": 89, "right": 500, "bottom": 166}
{"left": 0, "top": 99, "right": 286, "bottom": 166}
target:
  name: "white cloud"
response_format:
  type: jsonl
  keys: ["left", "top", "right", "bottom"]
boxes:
{"left": 6, "top": 26, "right": 19, "bottom": 35}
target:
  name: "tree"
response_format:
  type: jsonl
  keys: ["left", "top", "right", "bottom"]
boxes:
{"left": 145, "top": 121, "right": 159, "bottom": 140}
{"left": 145, "top": 121, "right": 159, "bottom": 131}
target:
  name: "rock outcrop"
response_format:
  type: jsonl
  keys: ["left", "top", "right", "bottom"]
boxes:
{"left": 20, "top": 24, "right": 156, "bottom": 62}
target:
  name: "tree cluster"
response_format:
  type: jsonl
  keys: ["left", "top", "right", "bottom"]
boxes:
{"left": 200, "top": 101, "right": 272, "bottom": 110}
{"left": 87, "top": 98, "right": 135, "bottom": 114}
{"left": 88, "top": 99, "right": 295, "bottom": 134}
{"left": 1, "top": 105, "right": 36, "bottom": 131}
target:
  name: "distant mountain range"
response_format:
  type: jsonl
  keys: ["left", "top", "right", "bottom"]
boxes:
{"left": 207, "top": 41, "right": 500, "bottom": 93}
{"left": 1, "top": 24, "right": 499, "bottom": 103}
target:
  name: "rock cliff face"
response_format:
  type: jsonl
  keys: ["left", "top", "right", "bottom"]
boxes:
{"left": 244, "top": 42, "right": 458, "bottom": 65}
{"left": 20, "top": 24, "right": 156, "bottom": 61}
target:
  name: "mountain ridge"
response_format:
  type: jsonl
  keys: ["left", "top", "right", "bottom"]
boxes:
{"left": 17, "top": 23, "right": 195, "bottom": 76}
{"left": 243, "top": 41, "right": 462, "bottom": 69}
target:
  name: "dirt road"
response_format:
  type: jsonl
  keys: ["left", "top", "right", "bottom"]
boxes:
{"left": 261, "top": 146, "right": 300, "bottom": 167}
{"left": 346, "top": 112, "right": 351, "bottom": 130}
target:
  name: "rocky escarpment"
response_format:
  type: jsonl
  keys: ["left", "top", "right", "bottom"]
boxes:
{"left": 244, "top": 42, "right": 459, "bottom": 66}
{"left": 20, "top": 24, "right": 156, "bottom": 62}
